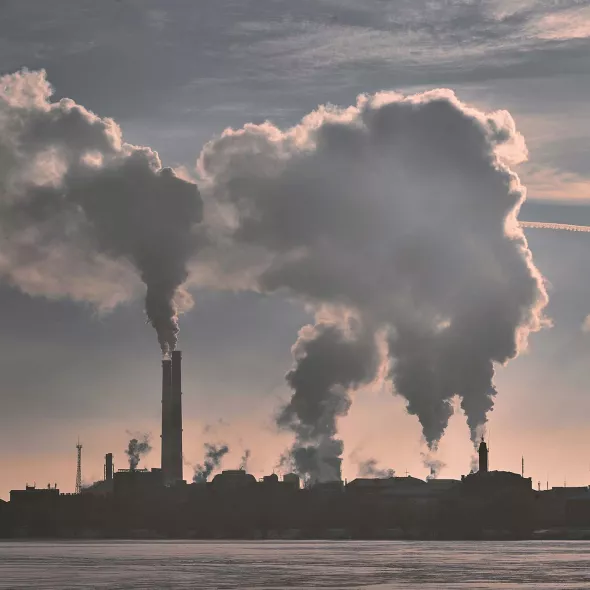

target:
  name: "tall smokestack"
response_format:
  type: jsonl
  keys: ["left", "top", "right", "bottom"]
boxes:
{"left": 104, "top": 453, "right": 113, "bottom": 482}
{"left": 170, "top": 351, "right": 184, "bottom": 483}
{"left": 478, "top": 438, "right": 488, "bottom": 474}
{"left": 161, "top": 351, "right": 183, "bottom": 484}
{"left": 161, "top": 358, "right": 173, "bottom": 482}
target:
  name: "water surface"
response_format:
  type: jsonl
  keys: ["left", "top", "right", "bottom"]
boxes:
{"left": 0, "top": 540, "right": 588, "bottom": 589}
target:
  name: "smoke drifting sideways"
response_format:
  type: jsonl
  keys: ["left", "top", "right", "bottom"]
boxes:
{"left": 198, "top": 88, "right": 549, "bottom": 478}
{"left": 125, "top": 434, "right": 152, "bottom": 471}
{"left": 193, "top": 443, "right": 230, "bottom": 483}
{"left": 358, "top": 458, "right": 395, "bottom": 479}
{"left": 0, "top": 70, "right": 203, "bottom": 356}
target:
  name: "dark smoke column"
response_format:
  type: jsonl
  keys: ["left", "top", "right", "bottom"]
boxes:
{"left": 161, "top": 351, "right": 183, "bottom": 484}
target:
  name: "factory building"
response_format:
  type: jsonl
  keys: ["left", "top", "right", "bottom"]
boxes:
{"left": 113, "top": 468, "right": 164, "bottom": 498}
{"left": 4, "top": 352, "right": 589, "bottom": 540}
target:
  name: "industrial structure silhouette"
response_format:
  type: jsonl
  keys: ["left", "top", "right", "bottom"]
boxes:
{"left": 1, "top": 352, "right": 589, "bottom": 540}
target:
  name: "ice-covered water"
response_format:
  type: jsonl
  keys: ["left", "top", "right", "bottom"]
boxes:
{"left": 0, "top": 540, "right": 588, "bottom": 589}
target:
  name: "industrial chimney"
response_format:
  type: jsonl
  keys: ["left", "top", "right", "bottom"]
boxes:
{"left": 104, "top": 453, "right": 113, "bottom": 482}
{"left": 161, "top": 351, "right": 184, "bottom": 484}
{"left": 478, "top": 438, "right": 488, "bottom": 474}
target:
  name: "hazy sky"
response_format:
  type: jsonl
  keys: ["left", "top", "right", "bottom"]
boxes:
{"left": 1, "top": 0, "right": 590, "bottom": 499}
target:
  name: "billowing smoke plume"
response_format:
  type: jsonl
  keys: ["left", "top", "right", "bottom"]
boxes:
{"left": 125, "top": 434, "right": 152, "bottom": 470}
{"left": 358, "top": 458, "right": 395, "bottom": 479}
{"left": 0, "top": 70, "right": 549, "bottom": 463}
{"left": 199, "top": 88, "right": 548, "bottom": 454}
{"left": 0, "top": 70, "right": 202, "bottom": 355}
{"left": 192, "top": 443, "right": 229, "bottom": 483}
{"left": 276, "top": 320, "right": 380, "bottom": 483}
{"left": 239, "top": 449, "right": 251, "bottom": 471}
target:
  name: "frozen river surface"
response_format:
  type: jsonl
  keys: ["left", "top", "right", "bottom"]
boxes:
{"left": 0, "top": 540, "right": 588, "bottom": 589}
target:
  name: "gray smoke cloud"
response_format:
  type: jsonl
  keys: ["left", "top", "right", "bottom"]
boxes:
{"left": 357, "top": 458, "right": 396, "bottom": 479}
{"left": 198, "top": 88, "right": 548, "bottom": 453}
{"left": 276, "top": 320, "right": 380, "bottom": 483}
{"left": 0, "top": 70, "right": 550, "bottom": 464}
{"left": 422, "top": 453, "right": 446, "bottom": 480}
{"left": 239, "top": 449, "right": 251, "bottom": 471}
{"left": 0, "top": 70, "right": 203, "bottom": 355}
{"left": 192, "top": 443, "right": 229, "bottom": 483}
{"left": 125, "top": 434, "right": 152, "bottom": 471}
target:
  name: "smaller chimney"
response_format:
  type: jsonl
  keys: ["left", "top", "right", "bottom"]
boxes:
{"left": 478, "top": 438, "right": 488, "bottom": 473}
{"left": 105, "top": 453, "right": 114, "bottom": 482}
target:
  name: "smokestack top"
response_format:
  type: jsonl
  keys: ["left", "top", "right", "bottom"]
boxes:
{"left": 172, "top": 350, "right": 182, "bottom": 360}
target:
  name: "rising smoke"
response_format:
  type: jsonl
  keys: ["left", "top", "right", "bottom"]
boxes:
{"left": 0, "top": 69, "right": 203, "bottom": 355}
{"left": 125, "top": 434, "right": 152, "bottom": 471}
{"left": 422, "top": 453, "right": 447, "bottom": 480}
{"left": 0, "top": 69, "right": 551, "bottom": 475}
{"left": 199, "top": 89, "right": 548, "bottom": 472}
{"left": 276, "top": 320, "right": 380, "bottom": 484}
{"left": 239, "top": 449, "right": 251, "bottom": 471}
{"left": 357, "top": 458, "right": 395, "bottom": 479}
{"left": 193, "top": 443, "right": 230, "bottom": 483}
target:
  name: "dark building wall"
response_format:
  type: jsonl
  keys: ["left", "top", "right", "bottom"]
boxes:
{"left": 566, "top": 497, "right": 590, "bottom": 526}
{"left": 114, "top": 469, "right": 164, "bottom": 498}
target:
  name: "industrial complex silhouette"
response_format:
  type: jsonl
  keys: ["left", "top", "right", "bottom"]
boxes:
{"left": 2, "top": 352, "right": 589, "bottom": 540}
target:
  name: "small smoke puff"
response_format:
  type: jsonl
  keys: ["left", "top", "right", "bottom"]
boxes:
{"left": 0, "top": 69, "right": 203, "bottom": 354}
{"left": 193, "top": 443, "right": 230, "bottom": 483}
{"left": 421, "top": 452, "right": 446, "bottom": 480}
{"left": 357, "top": 458, "right": 395, "bottom": 479}
{"left": 125, "top": 434, "right": 152, "bottom": 470}
{"left": 239, "top": 449, "right": 251, "bottom": 471}
{"left": 199, "top": 88, "right": 548, "bottom": 451}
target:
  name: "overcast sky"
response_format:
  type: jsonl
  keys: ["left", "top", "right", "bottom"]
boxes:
{"left": 1, "top": 0, "right": 590, "bottom": 499}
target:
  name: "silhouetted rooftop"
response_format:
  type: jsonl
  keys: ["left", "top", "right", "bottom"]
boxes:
{"left": 211, "top": 469, "right": 257, "bottom": 488}
{"left": 348, "top": 476, "right": 426, "bottom": 488}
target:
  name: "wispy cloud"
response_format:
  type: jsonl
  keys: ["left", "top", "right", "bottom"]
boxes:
{"left": 536, "top": 5, "right": 590, "bottom": 40}
{"left": 523, "top": 166, "right": 590, "bottom": 201}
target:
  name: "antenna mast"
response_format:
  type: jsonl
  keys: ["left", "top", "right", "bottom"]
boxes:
{"left": 75, "top": 439, "right": 83, "bottom": 494}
